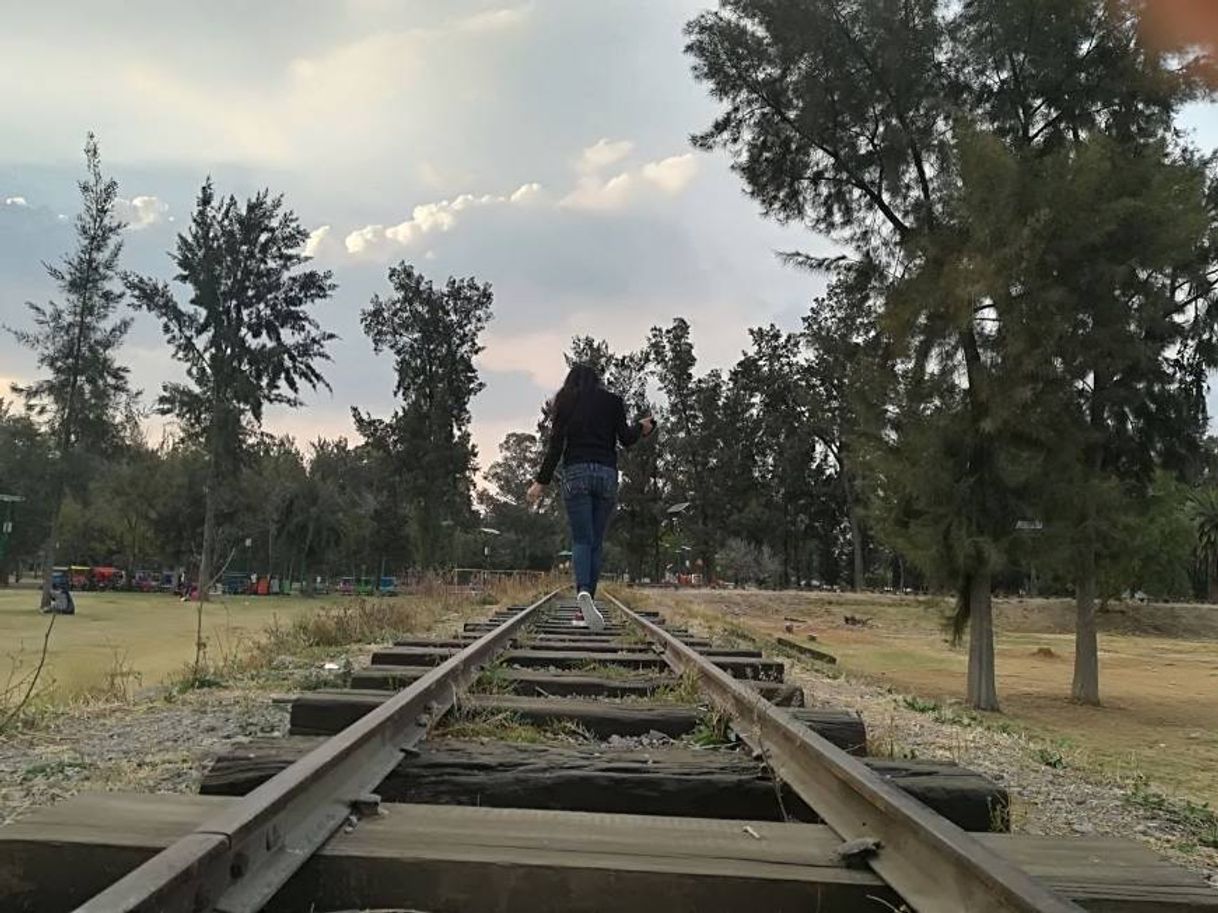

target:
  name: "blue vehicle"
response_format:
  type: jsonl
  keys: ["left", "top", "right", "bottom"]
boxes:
{"left": 222, "top": 572, "right": 252, "bottom": 595}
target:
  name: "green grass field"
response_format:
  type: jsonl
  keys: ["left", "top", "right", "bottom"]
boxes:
{"left": 0, "top": 587, "right": 363, "bottom": 697}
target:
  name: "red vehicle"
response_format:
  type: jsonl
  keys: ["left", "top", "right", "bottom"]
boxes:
{"left": 91, "top": 566, "right": 125, "bottom": 590}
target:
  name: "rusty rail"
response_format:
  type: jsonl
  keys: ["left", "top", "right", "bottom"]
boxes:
{"left": 605, "top": 591, "right": 1085, "bottom": 913}
{"left": 74, "top": 589, "right": 560, "bottom": 913}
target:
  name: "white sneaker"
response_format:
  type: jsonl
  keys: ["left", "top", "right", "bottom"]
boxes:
{"left": 577, "top": 591, "right": 604, "bottom": 631}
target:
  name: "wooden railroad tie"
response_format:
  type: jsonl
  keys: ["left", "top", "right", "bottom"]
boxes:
{"left": 199, "top": 735, "right": 1006, "bottom": 832}
{"left": 347, "top": 667, "right": 807, "bottom": 706}
{"left": 287, "top": 691, "right": 864, "bottom": 749}
{"left": 5, "top": 794, "right": 1215, "bottom": 913}
{"left": 370, "top": 646, "right": 786, "bottom": 682}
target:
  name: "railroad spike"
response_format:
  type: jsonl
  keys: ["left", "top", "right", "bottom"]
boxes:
{"left": 352, "top": 793, "right": 383, "bottom": 818}
{"left": 835, "top": 836, "right": 883, "bottom": 868}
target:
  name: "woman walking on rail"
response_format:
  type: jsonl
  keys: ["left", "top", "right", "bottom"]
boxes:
{"left": 527, "top": 364, "right": 655, "bottom": 628}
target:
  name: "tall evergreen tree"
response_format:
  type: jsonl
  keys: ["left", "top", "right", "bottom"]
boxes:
{"left": 734, "top": 325, "right": 820, "bottom": 587}
{"left": 7, "top": 134, "right": 136, "bottom": 609}
{"left": 798, "top": 263, "right": 889, "bottom": 590}
{"left": 686, "top": 0, "right": 1218, "bottom": 710}
{"left": 127, "top": 180, "right": 334, "bottom": 675}
{"left": 648, "top": 318, "right": 727, "bottom": 581}
{"left": 354, "top": 265, "right": 492, "bottom": 568}
{"left": 685, "top": 0, "right": 1008, "bottom": 705}
{"left": 954, "top": 0, "right": 1215, "bottom": 707}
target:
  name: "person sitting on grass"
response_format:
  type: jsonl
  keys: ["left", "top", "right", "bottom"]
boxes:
{"left": 527, "top": 363, "right": 656, "bottom": 629}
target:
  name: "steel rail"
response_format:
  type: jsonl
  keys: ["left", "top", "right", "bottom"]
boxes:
{"left": 74, "top": 589, "right": 561, "bottom": 913}
{"left": 605, "top": 591, "right": 1086, "bottom": 913}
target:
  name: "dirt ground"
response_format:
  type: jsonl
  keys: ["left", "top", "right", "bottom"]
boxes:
{"left": 632, "top": 588, "right": 1218, "bottom": 810}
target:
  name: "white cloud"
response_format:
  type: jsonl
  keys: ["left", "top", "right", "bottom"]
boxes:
{"left": 345, "top": 182, "right": 542, "bottom": 256}
{"left": 510, "top": 182, "right": 543, "bottom": 204}
{"left": 457, "top": 3, "right": 534, "bottom": 32}
{"left": 560, "top": 173, "right": 637, "bottom": 212}
{"left": 114, "top": 195, "right": 169, "bottom": 230}
{"left": 4, "top": 196, "right": 28, "bottom": 207}
{"left": 559, "top": 152, "right": 699, "bottom": 212}
{"left": 303, "top": 225, "right": 332, "bottom": 258}
{"left": 641, "top": 154, "right": 699, "bottom": 194}
{"left": 578, "top": 138, "right": 634, "bottom": 174}
{"left": 478, "top": 329, "right": 571, "bottom": 388}
{"left": 344, "top": 224, "right": 386, "bottom": 255}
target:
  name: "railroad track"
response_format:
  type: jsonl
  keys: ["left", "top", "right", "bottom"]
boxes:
{"left": 3, "top": 590, "right": 1215, "bottom": 912}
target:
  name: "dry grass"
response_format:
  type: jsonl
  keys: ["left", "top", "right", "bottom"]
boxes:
{"left": 435, "top": 706, "right": 592, "bottom": 743}
{"left": 633, "top": 587, "right": 1218, "bottom": 810}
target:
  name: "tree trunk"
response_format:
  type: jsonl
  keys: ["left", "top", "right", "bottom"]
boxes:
{"left": 191, "top": 474, "right": 218, "bottom": 681}
{"left": 839, "top": 455, "right": 865, "bottom": 592}
{"left": 848, "top": 501, "right": 864, "bottom": 591}
{"left": 1072, "top": 545, "right": 1100, "bottom": 705}
{"left": 966, "top": 571, "right": 999, "bottom": 712}
{"left": 1075, "top": 372, "right": 1105, "bottom": 705}
{"left": 302, "top": 518, "right": 315, "bottom": 596}
{"left": 38, "top": 485, "right": 64, "bottom": 611}
{"left": 198, "top": 466, "right": 217, "bottom": 604}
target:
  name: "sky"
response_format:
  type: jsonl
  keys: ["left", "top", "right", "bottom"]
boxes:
{"left": 2, "top": 0, "right": 1218, "bottom": 477}
{"left": 0, "top": 0, "right": 830, "bottom": 474}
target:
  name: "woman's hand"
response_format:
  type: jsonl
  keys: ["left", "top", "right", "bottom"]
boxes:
{"left": 640, "top": 416, "right": 657, "bottom": 437}
{"left": 526, "top": 481, "right": 546, "bottom": 505}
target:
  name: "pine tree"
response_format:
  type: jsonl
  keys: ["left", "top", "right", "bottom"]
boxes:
{"left": 7, "top": 134, "right": 136, "bottom": 609}
{"left": 685, "top": 0, "right": 1218, "bottom": 710}
{"left": 127, "top": 180, "right": 335, "bottom": 678}
{"left": 354, "top": 265, "right": 492, "bottom": 568}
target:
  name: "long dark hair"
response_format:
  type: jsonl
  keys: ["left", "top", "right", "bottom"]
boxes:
{"left": 550, "top": 363, "right": 603, "bottom": 425}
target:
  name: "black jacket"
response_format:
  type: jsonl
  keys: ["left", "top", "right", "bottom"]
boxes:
{"left": 535, "top": 387, "right": 642, "bottom": 484}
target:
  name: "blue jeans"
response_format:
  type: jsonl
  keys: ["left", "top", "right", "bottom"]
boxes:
{"left": 561, "top": 462, "right": 619, "bottom": 596}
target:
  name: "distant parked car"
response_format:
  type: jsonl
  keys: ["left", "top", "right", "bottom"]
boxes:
{"left": 378, "top": 576, "right": 399, "bottom": 596}
{"left": 131, "top": 570, "right": 157, "bottom": 592}
{"left": 91, "top": 566, "right": 124, "bottom": 590}
{"left": 338, "top": 576, "right": 355, "bottom": 596}
{"left": 222, "top": 572, "right": 252, "bottom": 595}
